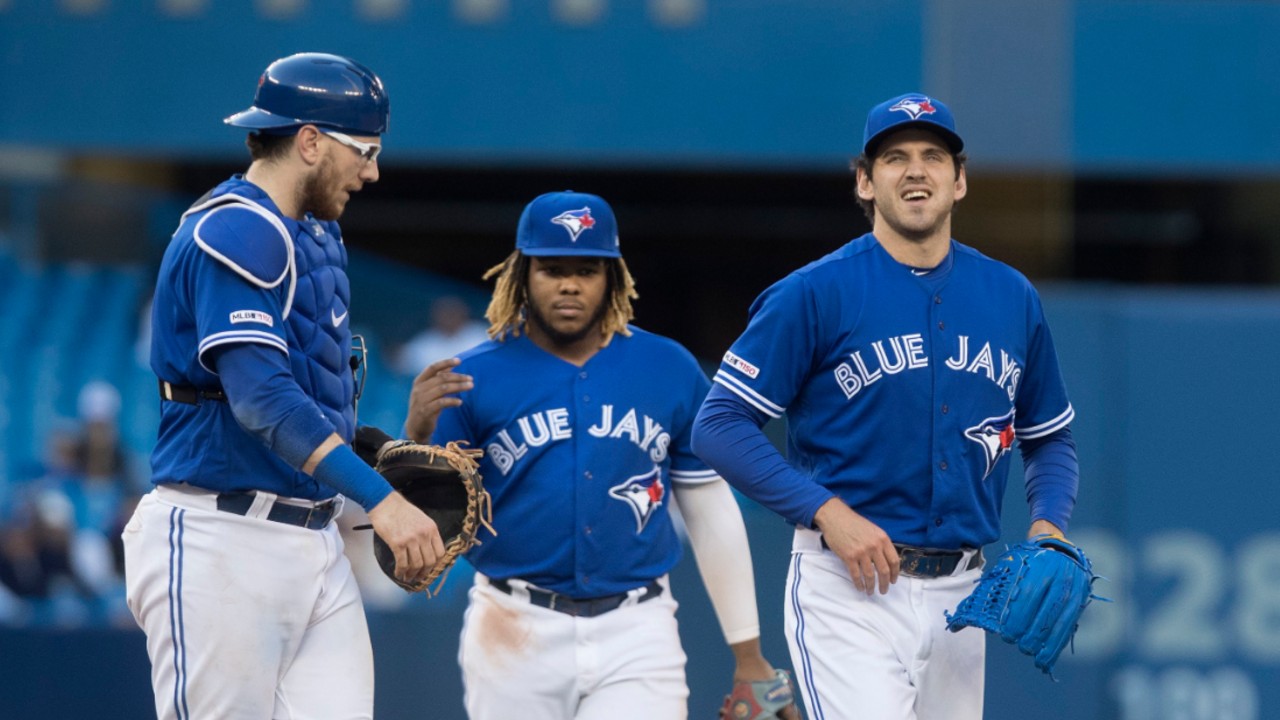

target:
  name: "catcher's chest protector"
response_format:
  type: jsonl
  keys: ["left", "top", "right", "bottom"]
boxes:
{"left": 285, "top": 211, "right": 355, "bottom": 440}
{"left": 208, "top": 182, "right": 356, "bottom": 440}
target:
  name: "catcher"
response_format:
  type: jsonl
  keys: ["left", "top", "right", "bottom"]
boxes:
{"left": 352, "top": 425, "right": 494, "bottom": 595}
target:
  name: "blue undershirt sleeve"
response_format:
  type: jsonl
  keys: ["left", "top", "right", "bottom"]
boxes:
{"left": 311, "top": 445, "right": 393, "bottom": 511}
{"left": 1019, "top": 425, "right": 1079, "bottom": 532}
{"left": 692, "top": 384, "right": 835, "bottom": 528}
{"left": 214, "top": 343, "right": 391, "bottom": 509}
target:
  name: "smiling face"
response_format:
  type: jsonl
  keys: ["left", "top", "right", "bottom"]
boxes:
{"left": 524, "top": 256, "right": 609, "bottom": 353}
{"left": 856, "top": 128, "right": 966, "bottom": 246}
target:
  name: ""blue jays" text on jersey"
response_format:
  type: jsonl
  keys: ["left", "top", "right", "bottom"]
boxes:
{"left": 431, "top": 327, "right": 718, "bottom": 598}
{"left": 713, "top": 234, "right": 1073, "bottom": 549}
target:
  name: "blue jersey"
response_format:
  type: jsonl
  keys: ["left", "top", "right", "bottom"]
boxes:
{"left": 712, "top": 234, "right": 1073, "bottom": 549}
{"left": 150, "top": 177, "right": 354, "bottom": 500}
{"left": 431, "top": 327, "right": 718, "bottom": 598}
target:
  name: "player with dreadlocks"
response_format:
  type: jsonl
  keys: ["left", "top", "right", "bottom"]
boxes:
{"left": 478, "top": 230, "right": 638, "bottom": 344}
{"left": 405, "top": 190, "right": 797, "bottom": 719}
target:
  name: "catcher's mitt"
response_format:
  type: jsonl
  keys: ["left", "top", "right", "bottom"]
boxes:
{"left": 945, "top": 534, "right": 1101, "bottom": 675}
{"left": 353, "top": 425, "right": 494, "bottom": 595}
{"left": 719, "top": 669, "right": 799, "bottom": 720}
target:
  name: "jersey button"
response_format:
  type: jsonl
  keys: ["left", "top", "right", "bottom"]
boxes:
{"left": 584, "top": 471, "right": 593, "bottom": 479}
{"left": 935, "top": 295, "right": 942, "bottom": 304}
{"left": 585, "top": 526, "right": 592, "bottom": 535}
{"left": 580, "top": 371, "right": 588, "bottom": 379}
{"left": 583, "top": 395, "right": 590, "bottom": 402}
{"left": 939, "top": 461, "right": 948, "bottom": 470}
{"left": 937, "top": 321, "right": 945, "bottom": 330}
{"left": 942, "top": 404, "right": 949, "bottom": 414}
{"left": 935, "top": 517, "right": 944, "bottom": 527}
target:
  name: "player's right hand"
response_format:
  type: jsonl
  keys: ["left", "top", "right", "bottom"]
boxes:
{"left": 814, "top": 498, "right": 900, "bottom": 596}
{"left": 405, "top": 357, "right": 473, "bottom": 442}
{"left": 366, "top": 492, "right": 445, "bottom": 585}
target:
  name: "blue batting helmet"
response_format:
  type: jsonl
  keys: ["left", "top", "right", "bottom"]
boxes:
{"left": 225, "top": 53, "right": 389, "bottom": 136}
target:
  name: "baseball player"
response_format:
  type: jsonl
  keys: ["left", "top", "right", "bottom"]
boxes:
{"left": 122, "top": 53, "right": 443, "bottom": 720}
{"left": 691, "top": 93, "right": 1081, "bottom": 719}
{"left": 405, "top": 191, "right": 796, "bottom": 720}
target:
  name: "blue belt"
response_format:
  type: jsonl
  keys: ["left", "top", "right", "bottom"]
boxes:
{"left": 215, "top": 491, "right": 338, "bottom": 530}
{"left": 489, "top": 578, "right": 663, "bottom": 618}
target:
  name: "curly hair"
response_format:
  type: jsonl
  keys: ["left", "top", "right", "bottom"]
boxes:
{"left": 481, "top": 251, "right": 638, "bottom": 346}
{"left": 245, "top": 131, "right": 295, "bottom": 163}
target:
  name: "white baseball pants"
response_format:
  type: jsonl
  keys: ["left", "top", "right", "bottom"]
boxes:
{"left": 459, "top": 574, "right": 689, "bottom": 719}
{"left": 785, "top": 528, "right": 985, "bottom": 720}
{"left": 123, "top": 485, "right": 373, "bottom": 720}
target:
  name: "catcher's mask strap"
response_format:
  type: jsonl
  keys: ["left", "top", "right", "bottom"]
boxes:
{"left": 159, "top": 378, "right": 227, "bottom": 405}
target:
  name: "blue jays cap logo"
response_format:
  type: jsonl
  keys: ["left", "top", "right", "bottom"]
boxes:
{"left": 964, "top": 409, "right": 1016, "bottom": 480}
{"left": 550, "top": 207, "right": 597, "bottom": 243}
{"left": 608, "top": 465, "right": 665, "bottom": 533}
{"left": 890, "top": 96, "right": 938, "bottom": 120}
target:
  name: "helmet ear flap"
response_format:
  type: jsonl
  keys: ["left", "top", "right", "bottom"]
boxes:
{"left": 225, "top": 52, "right": 389, "bottom": 136}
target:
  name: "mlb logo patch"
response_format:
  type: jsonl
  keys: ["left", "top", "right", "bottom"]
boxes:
{"left": 230, "top": 310, "right": 273, "bottom": 327}
{"left": 723, "top": 351, "right": 760, "bottom": 379}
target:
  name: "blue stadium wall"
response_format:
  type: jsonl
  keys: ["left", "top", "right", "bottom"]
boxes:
{"left": 0, "top": 1, "right": 1277, "bottom": 173}
{"left": 2, "top": 286, "right": 1278, "bottom": 719}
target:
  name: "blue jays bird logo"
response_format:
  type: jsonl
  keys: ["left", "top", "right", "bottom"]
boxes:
{"left": 550, "top": 207, "right": 597, "bottom": 242}
{"left": 890, "top": 97, "right": 937, "bottom": 120}
{"left": 609, "top": 466, "right": 665, "bottom": 533}
{"left": 964, "top": 410, "right": 1016, "bottom": 480}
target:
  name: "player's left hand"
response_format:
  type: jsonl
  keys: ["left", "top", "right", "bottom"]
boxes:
{"left": 405, "top": 357, "right": 473, "bottom": 442}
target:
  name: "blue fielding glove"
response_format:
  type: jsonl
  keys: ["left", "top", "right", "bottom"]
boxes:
{"left": 945, "top": 534, "right": 1102, "bottom": 675}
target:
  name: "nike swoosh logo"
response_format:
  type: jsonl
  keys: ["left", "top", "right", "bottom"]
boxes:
{"left": 332, "top": 308, "right": 349, "bottom": 327}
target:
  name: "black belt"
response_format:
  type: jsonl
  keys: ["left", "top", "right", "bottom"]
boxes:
{"left": 489, "top": 578, "right": 663, "bottom": 618}
{"left": 820, "top": 538, "right": 983, "bottom": 578}
{"left": 215, "top": 491, "right": 338, "bottom": 530}
{"left": 159, "top": 379, "right": 226, "bottom": 405}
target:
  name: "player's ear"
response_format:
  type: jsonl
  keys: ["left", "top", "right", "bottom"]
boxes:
{"left": 855, "top": 165, "right": 876, "bottom": 202}
{"left": 953, "top": 164, "right": 968, "bottom": 202}
{"left": 295, "top": 125, "right": 325, "bottom": 166}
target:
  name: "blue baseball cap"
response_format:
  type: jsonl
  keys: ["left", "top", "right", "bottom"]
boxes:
{"left": 862, "top": 93, "right": 964, "bottom": 157}
{"left": 516, "top": 191, "right": 621, "bottom": 258}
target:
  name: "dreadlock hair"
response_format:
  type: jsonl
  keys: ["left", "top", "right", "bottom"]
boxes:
{"left": 482, "top": 250, "right": 639, "bottom": 346}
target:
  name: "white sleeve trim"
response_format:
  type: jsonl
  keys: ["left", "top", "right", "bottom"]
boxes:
{"left": 673, "top": 479, "right": 761, "bottom": 645}
{"left": 190, "top": 195, "right": 298, "bottom": 321}
{"left": 712, "top": 371, "right": 785, "bottom": 419}
{"left": 197, "top": 330, "right": 289, "bottom": 374}
{"left": 1016, "top": 404, "right": 1075, "bottom": 440}
{"left": 669, "top": 467, "right": 720, "bottom": 485}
